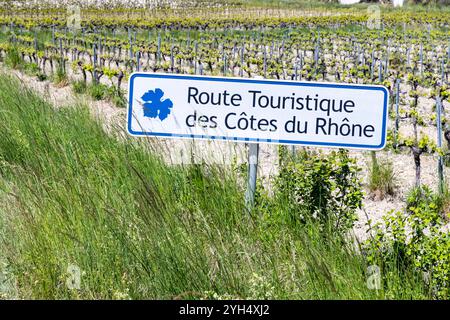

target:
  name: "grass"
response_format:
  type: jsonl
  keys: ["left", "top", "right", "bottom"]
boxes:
{"left": 0, "top": 73, "right": 428, "bottom": 299}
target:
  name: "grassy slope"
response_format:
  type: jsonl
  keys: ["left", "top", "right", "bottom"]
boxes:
{"left": 0, "top": 73, "right": 427, "bottom": 299}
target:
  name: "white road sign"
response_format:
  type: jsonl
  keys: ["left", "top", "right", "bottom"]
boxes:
{"left": 127, "top": 73, "right": 388, "bottom": 150}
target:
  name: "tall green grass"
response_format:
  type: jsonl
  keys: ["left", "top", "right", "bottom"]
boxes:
{"left": 0, "top": 73, "right": 427, "bottom": 299}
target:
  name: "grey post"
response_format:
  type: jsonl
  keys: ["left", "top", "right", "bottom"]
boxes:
{"left": 291, "top": 58, "right": 298, "bottom": 156}
{"left": 59, "top": 38, "right": 64, "bottom": 73}
{"left": 187, "top": 28, "right": 190, "bottom": 48}
{"left": 157, "top": 32, "right": 161, "bottom": 64}
{"left": 244, "top": 43, "right": 259, "bottom": 210}
{"left": 447, "top": 40, "right": 450, "bottom": 65}
{"left": 294, "top": 61, "right": 298, "bottom": 81}
{"left": 223, "top": 53, "right": 227, "bottom": 76}
{"left": 299, "top": 52, "right": 302, "bottom": 81}
{"left": 407, "top": 47, "right": 410, "bottom": 68}
{"left": 385, "top": 40, "right": 389, "bottom": 77}
{"left": 240, "top": 45, "right": 244, "bottom": 77}
{"left": 194, "top": 41, "right": 198, "bottom": 73}
{"left": 314, "top": 43, "right": 319, "bottom": 71}
{"left": 371, "top": 50, "right": 375, "bottom": 80}
{"left": 395, "top": 79, "right": 400, "bottom": 148}
{"left": 34, "top": 29, "right": 38, "bottom": 52}
{"left": 448, "top": 41, "right": 450, "bottom": 63}
{"left": 136, "top": 51, "right": 140, "bottom": 72}
{"left": 170, "top": 44, "right": 174, "bottom": 72}
{"left": 129, "top": 33, "right": 133, "bottom": 60}
{"left": 379, "top": 60, "right": 383, "bottom": 82}
{"left": 263, "top": 46, "right": 267, "bottom": 78}
{"left": 245, "top": 143, "right": 259, "bottom": 210}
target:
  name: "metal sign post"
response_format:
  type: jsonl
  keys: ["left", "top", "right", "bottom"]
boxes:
{"left": 245, "top": 143, "right": 259, "bottom": 210}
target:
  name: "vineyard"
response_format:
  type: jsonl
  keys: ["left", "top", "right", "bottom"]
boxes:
{"left": 0, "top": 1, "right": 450, "bottom": 300}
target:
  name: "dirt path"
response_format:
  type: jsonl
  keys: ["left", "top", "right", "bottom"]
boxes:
{"left": 3, "top": 65, "right": 449, "bottom": 242}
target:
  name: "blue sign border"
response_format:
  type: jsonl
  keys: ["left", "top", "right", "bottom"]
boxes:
{"left": 128, "top": 73, "right": 389, "bottom": 150}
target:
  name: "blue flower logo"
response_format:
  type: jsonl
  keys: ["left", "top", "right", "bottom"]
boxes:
{"left": 141, "top": 88, "right": 173, "bottom": 121}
